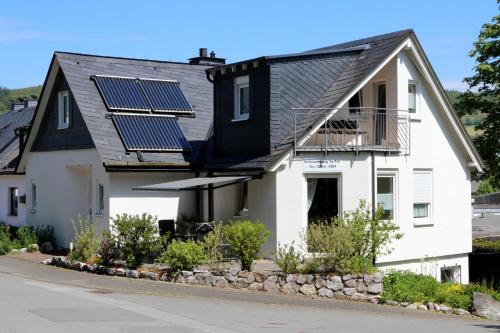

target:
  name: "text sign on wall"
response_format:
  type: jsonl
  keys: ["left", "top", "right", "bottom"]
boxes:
{"left": 303, "top": 158, "right": 340, "bottom": 172}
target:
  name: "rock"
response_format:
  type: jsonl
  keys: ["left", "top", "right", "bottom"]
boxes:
{"left": 387, "top": 300, "right": 399, "bottom": 306}
{"left": 453, "top": 308, "right": 471, "bottom": 316}
{"left": 63, "top": 260, "right": 71, "bottom": 269}
{"left": 40, "top": 242, "right": 54, "bottom": 253}
{"left": 228, "top": 267, "right": 240, "bottom": 277}
{"left": 41, "top": 258, "right": 53, "bottom": 265}
{"left": 326, "top": 276, "right": 343, "bottom": 291}
{"left": 427, "top": 302, "right": 435, "bottom": 311}
{"left": 306, "top": 275, "right": 314, "bottom": 284}
{"left": 343, "top": 288, "right": 356, "bottom": 296}
{"left": 28, "top": 244, "right": 39, "bottom": 253}
{"left": 342, "top": 274, "right": 353, "bottom": 282}
{"left": 236, "top": 278, "right": 249, "bottom": 289}
{"left": 186, "top": 275, "right": 198, "bottom": 285}
{"left": 407, "top": 303, "right": 418, "bottom": 310}
{"left": 115, "top": 268, "right": 125, "bottom": 276}
{"left": 369, "top": 296, "right": 380, "bottom": 304}
{"left": 215, "top": 277, "right": 228, "bottom": 288}
{"left": 296, "top": 275, "right": 307, "bottom": 285}
{"left": 246, "top": 273, "right": 256, "bottom": 284}
{"left": 363, "top": 274, "right": 374, "bottom": 285}
{"left": 160, "top": 273, "right": 170, "bottom": 282}
{"left": 434, "top": 303, "right": 441, "bottom": 312}
{"left": 225, "top": 273, "right": 238, "bottom": 283}
{"left": 10, "top": 249, "right": 18, "bottom": 253}
{"left": 238, "top": 271, "right": 249, "bottom": 278}
{"left": 351, "top": 293, "right": 368, "bottom": 301}
{"left": 417, "top": 304, "right": 428, "bottom": 311}
{"left": 182, "top": 270, "right": 193, "bottom": 278}
{"left": 367, "top": 283, "right": 382, "bottom": 294}
{"left": 126, "top": 270, "right": 140, "bottom": 279}
{"left": 318, "top": 287, "right": 334, "bottom": 298}
{"left": 472, "top": 292, "right": 500, "bottom": 321}
{"left": 285, "top": 274, "right": 295, "bottom": 283}
{"left": 107, "top": 268, "right": 116, "bottom": 275}
{"left": 400, "top": 302, "right": 410, "bottom": 307}
{"left": 248, "top": 282, "right": 264, "bottom": 291}
{"left": 356, "top": 282, "right": 368, "bottom": 293}
{"left": 315, "top": 278, "right": 326, "bottom": 289}
{"left": 254, "top": 272, "right": 266, "bottom": 283}
{"left": 372, "top": 272, "right": 383, "bottom": 283}
{"left": 439, "top": 305, "right": 452, "bottom": 313}
{"left": 299, "top": 284, "right": 317, "bottom": 297}
{"left": 140, "top": 271, "right": 159, "bottom": 280}
{"left": 18, "top": 248, "right": 28, "bottom": 253}
{"left": 281, "top": 282, "right": 299, "bottom": 295}
{"left": 263, "top": 280, "right": 280, "bottom": 293}
{"left": 343, "top": 278, "right": 356, "bottom": 288}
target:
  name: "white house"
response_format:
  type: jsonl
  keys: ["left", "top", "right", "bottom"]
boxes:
{"left": 0, "top": 102, "right": 35, "bottom": 227}
{"left": 17, "top": 30, "right": 482, "bottom": 283}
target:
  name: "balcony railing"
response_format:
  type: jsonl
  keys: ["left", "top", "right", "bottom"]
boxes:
{"left": 293, "top": 107, "right": 410, "bottom": 155}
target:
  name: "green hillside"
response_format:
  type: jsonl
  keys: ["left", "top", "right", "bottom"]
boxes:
{"left": 0, "top": 85, "right": 42, "bottom": 114}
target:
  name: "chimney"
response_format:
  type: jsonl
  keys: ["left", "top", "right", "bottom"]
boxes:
{"left": 189, "top": 47, "right": 225, "bottom": 66}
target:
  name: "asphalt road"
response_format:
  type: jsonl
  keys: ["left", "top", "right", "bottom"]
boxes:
{"left": 0, "top": 256, "right": 498, "bottom": 333}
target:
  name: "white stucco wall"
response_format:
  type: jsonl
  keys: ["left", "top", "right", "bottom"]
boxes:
{"left": 0, "top": 174, "right": 27, "bottom": 227}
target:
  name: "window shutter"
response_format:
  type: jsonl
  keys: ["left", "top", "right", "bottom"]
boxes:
{"left": 413, "top": 171, "right": 432, "bottom": 203}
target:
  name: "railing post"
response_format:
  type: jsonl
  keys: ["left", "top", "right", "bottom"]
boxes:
{"left": 355, "top": 109, "right": 359, "bottom": 155}
{"left": 294, "top": 112, "right": 297, "bottom": 157}
{"left": 324, "top": 112, "right": 328, "bottom": 156}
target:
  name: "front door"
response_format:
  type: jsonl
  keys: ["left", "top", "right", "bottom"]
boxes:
{"left": 374, "top": 82, "right": 387, "bottom": 145}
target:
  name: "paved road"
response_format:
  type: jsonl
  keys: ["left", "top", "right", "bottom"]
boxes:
{"left": 0, "top": 256, "right": 498, "bottom": 333}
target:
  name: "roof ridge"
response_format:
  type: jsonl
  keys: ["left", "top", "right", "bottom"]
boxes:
{"left": 55, "top": 51, "right": 214, "bottom": 67}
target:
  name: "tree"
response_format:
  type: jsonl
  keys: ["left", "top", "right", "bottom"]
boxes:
{"left": 457, "top": 7, "right": 500, "bottom": 187}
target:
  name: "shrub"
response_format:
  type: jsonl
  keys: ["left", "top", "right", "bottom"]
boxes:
{"left": 159, "top": 239, "right": 205, "bottom": 272}
{"left": 381, "top": 271, "right": 440, "bottom": 304}
{"left": 96, "top": 231, "right": 119, "bottom": 266}
{"left": 346, "top": 255, "right": 376, "bottom": 274}
{"left": 275, "top": 242, "right": 303, "bottom": 274}
{"left": 301, "top": 258, "right": 321, "bottom": 274}
{"left": 34, "top": 225, "right": 56, "bottom": 246}
{"left": 203, "top": 223, "right": 224, "bottom": 269}
{"left": 0, "top": 226, "right": 12, "bottom": 255}
{"left": 111, "top": 213, "right": 163, "bottom": 269}
{"left": 69, "top": 216, "right": 100, "bottom": 263}
{"left": 303, "top": 220, "right": 354, "bottom": 274}
{"left": 473, "top": 238, "right": 500, "bottom": 253}
{"left": 15, "top": 226, "right": 38, "bottom": 249}
{"left": 223, "top": 220, "right": 271, "bottom": 271}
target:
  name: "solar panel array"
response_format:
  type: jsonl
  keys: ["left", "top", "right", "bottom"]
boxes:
{"left": 93, "top": 76, "right": 193, "bottom": 114}
{"left": 112, "top": 114, "right": 192, "bottom": 152}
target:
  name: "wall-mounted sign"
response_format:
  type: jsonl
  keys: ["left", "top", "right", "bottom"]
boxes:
{"left": 303, "top": 158, "right": 340, "bottom": 172}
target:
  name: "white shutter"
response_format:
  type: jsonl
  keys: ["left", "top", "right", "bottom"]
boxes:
{"left": 413, "top": 170, "right": 432, "bottom": 203}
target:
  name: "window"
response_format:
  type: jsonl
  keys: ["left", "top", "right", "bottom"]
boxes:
{"left": 408, "top": 83, "right": 417, "bottom": 113}
{"left": 8, "top": 187, "right": 18, "bottom": 216}
{"left": 307, "top": 177, "right": 340, "bottom": 224}
{"left": 96, "top": 184, "right": 104, "bottom": 215}
{"left": 31, "top": 182, "right": 37, "bottom": 212}
{"left": 441, "top": 266, "right": 461, "bottom": 283}
{"left": 413, "top": 170, "right": 433, "bottom": 223}
{"left": 234, "top": 76, "right": 250, "bottom": 121}
{"left": 377, "top": 174, "right": 395, "bottom": 220}
{"left": 235, "top": 182, "right": 248, "bottom": 216}
{"left": 348, "top": 90, "right": 363, "bottom": 114}
{"left": 58, "top": 90, "right": 70, "bottom": 129}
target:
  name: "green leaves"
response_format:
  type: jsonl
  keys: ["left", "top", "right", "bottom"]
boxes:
{"left": 160, "top": 239, "right": 205, "bottom": 272}
{"left": 223, "top": 220, "right": 271, "bottom": 271}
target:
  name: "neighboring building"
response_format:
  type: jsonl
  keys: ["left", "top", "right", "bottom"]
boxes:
{"left": 17, "top": 30, "right": 483, "bottom": 283}
{"left": 0, "top": 102, "right": 36, "bottom": 227}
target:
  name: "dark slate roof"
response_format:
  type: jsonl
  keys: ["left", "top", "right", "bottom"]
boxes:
{"left": 0, "top": 105, "right": 35, "bottom": 173}
{"left": 55, "top": 52, "right": 215, "bottom": 169}
{"left": 204, "top": 29, "right": 413, "bottom": 170}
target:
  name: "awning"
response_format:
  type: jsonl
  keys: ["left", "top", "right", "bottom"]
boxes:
{"left": 133, "top": 176, "right": 251, "bottom": 192}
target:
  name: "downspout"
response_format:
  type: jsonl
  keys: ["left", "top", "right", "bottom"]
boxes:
{"left": 371, "top": 151, "right": 376, "bottom": 216}
{"left": 195, "top": 172, "right": 202, "bottom": 220}
{"left": 208, "top": 172, "right": 214, "bottom": 222}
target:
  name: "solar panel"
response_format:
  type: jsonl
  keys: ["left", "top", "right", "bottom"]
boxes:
{"left": 93, "top": 76, "right": 151, "bottom": 111}
{"left": 112, "top": 114, "right": 191, "bottom": 152}
{"left": 140, "top": 79, "right": 193, "bottom": 113}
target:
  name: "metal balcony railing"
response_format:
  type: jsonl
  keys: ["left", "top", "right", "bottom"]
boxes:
{"left": 293, "top": 107, "right": 410, "bottom": 155}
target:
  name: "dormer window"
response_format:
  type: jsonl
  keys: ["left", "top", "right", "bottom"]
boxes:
{"left": 58, "top": 90, "right": 70, "bottom": 129}
{"left": 234, "top": 76, "right": 250, "bottom": 121}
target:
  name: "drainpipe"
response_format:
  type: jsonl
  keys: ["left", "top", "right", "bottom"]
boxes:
{"left": 208, "top": 172, "right": 214, "bottom": 222}
{"left": 371, "top": 151, "right": 376, "bottom": 217}
{"left": 195, "top": 172, "right": 202, "bottom": 220}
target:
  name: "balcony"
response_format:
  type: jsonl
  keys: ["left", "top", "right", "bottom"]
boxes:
{"left": 293, "top": 107, "right": 410, "bottom": 154}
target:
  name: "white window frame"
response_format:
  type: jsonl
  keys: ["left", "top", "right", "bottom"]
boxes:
{"left": 304, "top": 173, "right": 343, "bottom": 228}
{"left": 57, "top": 90, "right": 70, "bottom": 129}
{"left": 376, "top": 170, "right": 398, "bottom": 222}
{"left": 413, "top": 169, "right": 433, "bottom": 226}
{"left": 408, "top": 80, "right": 419, "bottom": 114}
{"left": 30, "top": 182, "right": 37, "bottom": 213}
{"left": 96, "top": 183, "right": 104, "bottom": 216}
{"left": 233, "top": 75, "right": 250, "bottom": 121}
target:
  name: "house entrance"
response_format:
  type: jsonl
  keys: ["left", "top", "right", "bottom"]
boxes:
{"left": 307, "top": 177, "right": 340, "bottom": 224}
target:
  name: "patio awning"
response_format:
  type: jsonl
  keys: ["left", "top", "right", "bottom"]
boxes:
{"left": 132, "top": 176, "right": 251, "bottom": 192}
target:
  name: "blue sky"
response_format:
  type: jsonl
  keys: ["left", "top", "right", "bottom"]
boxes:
{"left": 0, "top": 1, "right": 497, "bottom": 90}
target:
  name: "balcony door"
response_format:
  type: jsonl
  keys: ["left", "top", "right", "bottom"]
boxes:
{"left": 374, "top": 82, "right": 387, "bottom": 145}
